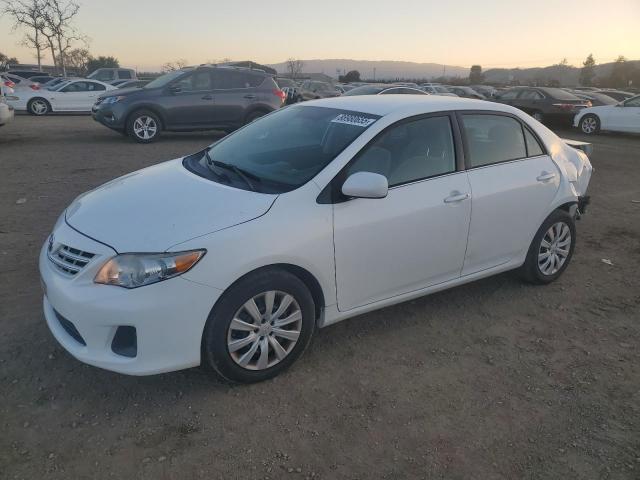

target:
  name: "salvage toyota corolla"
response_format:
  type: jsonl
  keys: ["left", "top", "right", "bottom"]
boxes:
{"left": 40, "top": 96, "right": 593, "bottom": 383}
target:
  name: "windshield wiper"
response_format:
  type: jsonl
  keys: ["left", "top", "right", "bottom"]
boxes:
{"left": 204, "top": 149, "right": 259, "bottom": 192}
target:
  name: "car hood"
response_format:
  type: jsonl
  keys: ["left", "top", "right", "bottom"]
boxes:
{"left": 65, "top": 158, "right": 277, "bottom": 252}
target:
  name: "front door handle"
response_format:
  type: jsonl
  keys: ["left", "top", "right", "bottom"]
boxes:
{"left": 536, "top": 172, "right": 556, "bottom": 182}
{"left": 444, "top": 192, "right": 470, "bottom": 203}
{"left": 244, "top": 94, "right": 257, "bottom": 99}
{"left": 201, "top": 94, "right": 213, "bottom": 100}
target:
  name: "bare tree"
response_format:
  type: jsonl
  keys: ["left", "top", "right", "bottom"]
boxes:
{"left": 42, "top": 0, "right": 82, "bottom": 76}
{"left": 2, "top": 0, "right": 47, "bottom": 71}
{"left": 286, "top": 58, "right": 304, "bottom": 80}
{"left": 62, "top": 47, "right": 90, "bottom": 75}
{"left": 162, "top": 58, "right": 189, "bottom": 72}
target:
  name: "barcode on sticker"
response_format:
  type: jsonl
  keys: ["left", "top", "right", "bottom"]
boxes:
{"left": 331, "top": 114, "right": 376, "bottom": 127}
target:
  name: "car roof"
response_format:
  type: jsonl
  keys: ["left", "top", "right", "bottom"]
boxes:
{"left": 301, "top": 95, "right": 517, "bottom": 117}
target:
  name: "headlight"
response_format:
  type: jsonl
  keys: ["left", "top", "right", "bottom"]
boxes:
{"left": 102, "top": 96, "right": 126, "bottom": 105}
{"left": 94, "top": 250, "right": 205, "bottom": 288}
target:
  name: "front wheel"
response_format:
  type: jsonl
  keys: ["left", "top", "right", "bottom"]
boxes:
{"left": 202, "top": 269, "right": 316, "bottom": 383}
{"left": 28, "top": 98, "right": 50, "bottom": 116}
{"left": 580, "top": 114, "right": 600, "bottom": 135}
{"left": 127, "top": 110, "right": 162, "bottom": 143}
{"left": 520, "top": 209, "right": 576, "bottom": 284}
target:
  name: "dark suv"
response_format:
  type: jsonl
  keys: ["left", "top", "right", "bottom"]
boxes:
{"left": 494, "top": 87, "right": 591, "bottom": 124}
{"left": 92, "top": 65, "right": 285, "bottom": 142}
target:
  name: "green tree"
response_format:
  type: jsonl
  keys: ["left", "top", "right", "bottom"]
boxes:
{"left": 0, "top": 52, "right": 19, "bottom": 70}
{"left": 579, "top": 54, "right": 596, "bottom": 86}
{"left": 469, "top": 65, "right": 483, "bottom": 84}
{"left": 339, "top": 70, "right": 360, "bottom": 83}
{"left": 86, "top": 55, "right": 119, "bottom": 73}
{"left": 609, "top": 55, "right": 632, "bottom": 88}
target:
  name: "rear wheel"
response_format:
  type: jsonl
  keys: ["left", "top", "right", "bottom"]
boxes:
{"left": 202, "top": 269, "right": 316, "bottom": 383}
{"left": 520, "top": 209, "right": 576, "bottom": 284}
{"left": 28, "top": 98, "right": 50, "bottom": 116}
{"left": 580, "top": 114, "right": 600, "bottom": 135}
{"left": 127, "top": 110, "right": 162, "bottom": 143}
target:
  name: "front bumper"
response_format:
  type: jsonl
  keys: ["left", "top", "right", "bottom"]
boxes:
{"left": 92, "top": 103, "right": 127, "bottom": 130}
{"left": 578, "top": 195, "right": 590, "bottom": 215}
{"left": 39, "top": 220, "right": 222, "bottom": 375}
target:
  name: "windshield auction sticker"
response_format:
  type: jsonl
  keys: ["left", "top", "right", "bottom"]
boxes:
{"left": 331, "top": 114, "right": 377, "bottom": 127}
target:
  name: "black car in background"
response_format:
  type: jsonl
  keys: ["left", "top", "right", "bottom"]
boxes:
{"left": 494, "top": 87, "right": 590, "bottom": 124}
{"left": 446, "top": 86, "right": 486, "bottom": 99}
{"left": 275, "top": 77, "right": 302, "bottom": 104}
{"left": 343, "top": 84, "right": 428, "bottom": 96}
{"left": 595, "top": 90, "right": 635, "bottom": 102}
{"left": 92, "top": 65, "right": 285, "bottom": 143}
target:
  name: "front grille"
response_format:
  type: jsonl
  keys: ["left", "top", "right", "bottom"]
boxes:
{"left": 48, "top": 242, "right": 95, "bottom": 276}
{"left": 54, "top": 310, "right": 86, "bottom": 346}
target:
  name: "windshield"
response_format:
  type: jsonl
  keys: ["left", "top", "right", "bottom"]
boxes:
{"left": 49, "top": 81, "right": 71, "bottom": 91}
{"left": 435, "top": 86, "right": 450, "bottom": 93}
{"left": 144, "top": 70, "right": 188, "bottom": 89}
{"left": 186, "top": 105, "right": 380, "bottom": 193}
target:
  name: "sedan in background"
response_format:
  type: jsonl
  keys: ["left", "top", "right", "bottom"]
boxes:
{"left": 570, "top": 91, "right": 618, "bottom": 107}
{"left": 7, "top": 79, "right": 115, "bottom": 115}
{"left": 40, "top": 96, "right": 592, "bottom": 383}
{"left": 494, "top": 87, "right": 590, "bottom": 124}
{"left": 446, "top": 86, "right": 486, "bottom": 99}
{"left": 299, "top": 80, "right": 340, "bottom": 100}
{"left": 595, "top": 90, "right": 635, "bottom": 102}
{"left": 275, "top": 77, "right": 302, "bottom": 104}
{"left": 343, "top": 84, "right": 428, "bottom": 96}
{"left": 574, "top": 95, "right": 640, "bottom": 134}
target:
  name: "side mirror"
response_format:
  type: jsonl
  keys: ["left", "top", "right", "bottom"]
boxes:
{"left": 341, "top": 172, "right": 388, "bottom": 199}
{"left": 169, "top": 84, "right": 181, "bottom": 94}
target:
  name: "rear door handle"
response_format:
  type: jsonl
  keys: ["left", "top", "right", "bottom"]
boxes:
{"left": 444, "top": 192, "right": 470, "bottom": 203}
{"left": 244, "top": 94, "right": 257, "bottom": 99}
{"left": 201, "top": 94, "right": 213, "bottom": 100}
{"left": 536, "top": 172, "right": 556, "bottom": 182}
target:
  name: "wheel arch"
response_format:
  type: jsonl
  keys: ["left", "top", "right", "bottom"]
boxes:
{"left": 28, "top": 97, "right": 51, "bottom": 113}
{"left": 125, "top": 104, "right": 167, "bottom": 130}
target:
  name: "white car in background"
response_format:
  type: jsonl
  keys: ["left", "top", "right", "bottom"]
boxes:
{"left": 0, "top": 85, "right": 15, "bottom": 127}
{"left": 575, "top": 95, "right": 640, "bottom": 134}
{"left": 40, "top": 96, "right": 592, "bottom": 383}
{"left": 7, "top": 79, "right": 115, "bottom": 115}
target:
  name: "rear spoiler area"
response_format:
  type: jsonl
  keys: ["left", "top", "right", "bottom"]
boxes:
{"left": 562, "top": 138, "right": 593, "bottom": 157}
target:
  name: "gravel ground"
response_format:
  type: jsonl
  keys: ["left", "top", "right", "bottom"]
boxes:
{"left": 1, "top": 114, "right": 639, "bottom": 480}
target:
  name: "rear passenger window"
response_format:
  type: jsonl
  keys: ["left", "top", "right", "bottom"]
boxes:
{"left": 175, "top": 71, "right": 212, "bottom": 91}
{"left": 347, "top": 116, "right": 456, "bottom": 187}
{"left": 524, "top": 128, "right": 544, "bottom": 156}
{"left": 461, "top": 114, "right": 526, "bottom": 167}
{"left": 213, "top": 71, "right": 263, "bottom": 89}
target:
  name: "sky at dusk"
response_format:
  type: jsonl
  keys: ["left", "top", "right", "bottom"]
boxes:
{"left": 1, "top": 0, "right": 639, "bottom": 71}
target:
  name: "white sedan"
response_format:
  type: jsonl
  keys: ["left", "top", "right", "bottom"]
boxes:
{"left": 574, "top": 94, "right": 640, "bottom": 134}
{"left": 39, "top": 96, "right": 592, "bottom": 383}
{"left": 7, "top": 79, "right": 115, "bottom": 115}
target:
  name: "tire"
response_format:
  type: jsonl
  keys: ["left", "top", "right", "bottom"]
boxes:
{"left": 531, "top": 110, "right": 544, "bottom": 123}
{"left": 244, "top": 110, "right": 268, "bottom": 125}
{"left": 126, "top": 109, "right": 162, "bottom": 143}
{"left": 202, "top": 268, "right": 316, "bottom": 383}
{"left": 28, "top": 98, "right": 50, "bottom": 116}
{"left": 580, "top": 114, "right": 600, "bottom": 135}
{"left": 520, "top": 209, "right": 576, "bottom": 284}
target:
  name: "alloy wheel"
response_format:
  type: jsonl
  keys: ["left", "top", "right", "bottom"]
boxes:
{"left": 581, "top": 117, "right": 597, "bottom": 134}
{"left": 538, "top": 222, "right": 571, "bottom": 276}
{"left": 132, "top": 116, "right": 158, "bottom": 140}
{"left": 227, "top": 291, "right": 302, "bottom": 371}
{"left": 31, "top": 100, "right": 48, "bottom": 115}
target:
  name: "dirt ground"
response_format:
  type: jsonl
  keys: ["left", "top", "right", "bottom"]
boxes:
{"left": 1, "top": 114, "right": 639, "bottom": 480}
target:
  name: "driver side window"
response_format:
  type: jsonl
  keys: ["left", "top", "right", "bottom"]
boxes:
{"left": 347, "top": 116, "right": 456, "bottom": 187}
{"left": 624, "top": 96, "right": 640, "bottom": 107}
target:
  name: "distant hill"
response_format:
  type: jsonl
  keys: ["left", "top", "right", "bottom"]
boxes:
{"left": 268, "top": 59, "right": 469, "bottom": 80}
{"left": 268, "top": 58, "right": 639, "bottom": 86}
{"left": 484, "top": 60, "right": 640, "bottom": 86}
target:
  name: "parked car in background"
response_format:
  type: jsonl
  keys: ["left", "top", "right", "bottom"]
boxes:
{"left": 343, "top": 84, "right": 428, "bottom": 96}
{"left": 470, "top": 85, "right": 498, "bottom": 98}
{"left": 6, "top": 70, "right": 43, "bottom": 79}
{"left": 0, "top": 85, "right": 15, "bottom": 127}
{"left": 87, "top": 68, "right": 137, "bottom": 85}
{"left": 574, "top": 94, "right": 640, "bottom": 134}
{"left": 92, "top": 65, "right": 285, "bottom": 143}
{"left": 299, "top": 80, "right": 340, "bottom": 100}
{"left": 446, "top": 86, "right": 486, "bottom": 99}
{"left": 40, "top": 95, "right": 592, "bottom": 383}
{"left": 595, "top": 90, "right": 635, "bottom": 102}
{"left": 570, "top": 91, "right": 618, "bottom": 107}
{"left": 41, "top": 77, "right": 76, "bottom": 90}
{"left": 275, "top": 77, "right": 302, "bottom": 104}
{"left": 29, "top": 75, "right": 56, "bottom": 85}
{"left": 494, "top": 87, "right": 590, "bottom": 123}
{"left": 117, "top": 80, "right": 149, "bottom": 89}
{"left": 1, "top": 73, "right": 40, "bottom": 92}
{"left": 420, "top": 83, "right": 457, "bottom": 96}
{"left": 7, "top": 79, "right": 115, "bottom": 115}
{"left": 334, "top": 84, "right": 356, "bottom": 94}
